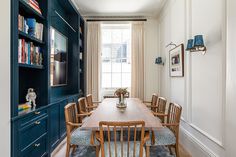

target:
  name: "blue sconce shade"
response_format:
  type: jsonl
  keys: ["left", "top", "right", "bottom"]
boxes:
{"left": 186, "top": 39, "right": 194, "bottom": 50}
{"left": 194, "top": 35, "right": 205, "bottom": 47}
{"left": 186, "top": 35, "right": 206, "bottom": 54}
{"left": 155, "top": 57, "right": 163, "bottom": 65}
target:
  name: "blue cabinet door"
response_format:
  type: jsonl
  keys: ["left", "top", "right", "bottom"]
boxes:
{"left": 49, "top": 104, "right": 60, "bottom": 149}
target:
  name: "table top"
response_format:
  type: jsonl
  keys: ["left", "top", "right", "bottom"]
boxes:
{"left": 80, "top": 98, "right": 163, "bottom": 130}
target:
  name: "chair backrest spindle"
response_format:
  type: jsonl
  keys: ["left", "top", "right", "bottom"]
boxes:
{"left": 99, "top": 121, "right": 145, "bottom": 157}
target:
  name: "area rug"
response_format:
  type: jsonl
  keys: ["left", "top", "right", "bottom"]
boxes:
{"left": 71, "top": 145, "right": 175, "bottom": 157}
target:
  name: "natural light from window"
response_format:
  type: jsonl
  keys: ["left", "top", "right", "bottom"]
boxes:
{"left": 101, "top": 24, "right": 131, "bottom": 89}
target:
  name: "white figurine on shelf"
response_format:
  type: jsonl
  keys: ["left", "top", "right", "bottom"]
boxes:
{"left": 26, "top": 88, "right": 37, "bottom": 107}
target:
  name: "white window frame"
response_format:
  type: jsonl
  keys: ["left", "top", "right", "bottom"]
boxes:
{"left": 100, "top": 24, "right": 131, "bottom": 90}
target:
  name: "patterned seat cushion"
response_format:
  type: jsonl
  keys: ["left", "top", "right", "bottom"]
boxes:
{"left": 100, "top": 141, "right": 146, "bottom": 157}
{"left": 146, "top": 127, "right": 176, "bottom": 146}
{"left": 70, "top": 128, "right": 99, "bottom": 146}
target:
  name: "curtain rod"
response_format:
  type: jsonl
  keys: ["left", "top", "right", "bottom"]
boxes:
{"left": 86, "top": 19, "right": 147, "bottom": 22}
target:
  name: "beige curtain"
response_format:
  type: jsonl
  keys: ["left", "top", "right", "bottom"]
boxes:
{"left": 86, "top": 22, "right": 101, "bottom": 100}
{"left": 131, "top": 22, "right": 144, "bottom": 100}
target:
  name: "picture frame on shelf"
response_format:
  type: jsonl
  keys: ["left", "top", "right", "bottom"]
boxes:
{"left": 169, "top": 44, "right": 184, "bottom": 77}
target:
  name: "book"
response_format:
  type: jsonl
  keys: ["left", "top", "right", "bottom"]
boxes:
{"left": 28, "top": 42, "right": 31, "bottom": 64}
{"left": 21, "top": 39, "right": 25, "bottom": 63}
{"left": 18, "top": 15, "right": 23, "bottom": 31}
{"left": 29, "top": 0, "right": 42, "bottom": 15}
{"left": 18, "top": 39, "right": 22, "bottom": 63}
{"left": 18, "top": 103, "right": 31, "bottom": 111}
{"left": 25, "top": 41, "right": 28, "bottom": 64}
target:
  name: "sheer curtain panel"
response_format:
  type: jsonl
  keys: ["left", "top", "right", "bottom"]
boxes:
{"left": 131, "top": 22, "right": 144, "bottom": 100}
{"left": 86, "top": 22, "right": 101, "bottom": 100}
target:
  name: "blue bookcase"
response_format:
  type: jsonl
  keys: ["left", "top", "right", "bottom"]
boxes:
{"left": 11, "top": 0, "right": 85, "bottom": 156}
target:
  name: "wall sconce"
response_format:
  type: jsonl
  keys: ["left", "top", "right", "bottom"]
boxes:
{"left": 186, "top": 35, "right": 207, "bottom": 55}
{"left": 155, "top": 57, "right": 164, "bottom": 65}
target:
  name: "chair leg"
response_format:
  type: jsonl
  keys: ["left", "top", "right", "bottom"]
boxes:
{"left": 175, "top": 144, "right": 180, "bottom": 157}
{"left": 145, "top": 145, "right": 150, "bottom": 157}
{"left": 72, "top": 145, "right": 77, "bottom": 154}
{"left": 168, "top": 145, "right": 172, "bottom": 155}
{"left": 151, "top": 130, "right": 155, "bottom": 145}
{"left": 95, "top": 145, "right": 100, "bottom": 157}
{"left": 66, "top": 143, "right": 71, "bottom": 157}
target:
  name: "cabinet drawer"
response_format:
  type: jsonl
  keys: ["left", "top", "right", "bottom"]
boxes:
{"left": 19, "top": 110, "right": 47, "bottom": 128}
{"left": 19, "top": 115, "right": 48, "bottom": 150}
{"left": 21, "top": 134, "right": 47, "bottom": 157}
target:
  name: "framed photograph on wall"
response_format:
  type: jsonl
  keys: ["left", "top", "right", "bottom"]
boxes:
{"left": 169, "top": 44, "right": 184, "bottom": 77}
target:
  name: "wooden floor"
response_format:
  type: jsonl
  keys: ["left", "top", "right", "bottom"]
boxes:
{"left": 52, "top": 138, "right": 191, "bottom": 157}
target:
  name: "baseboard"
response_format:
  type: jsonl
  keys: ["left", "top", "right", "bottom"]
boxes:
{"left": 180, "top": 127, "right": 219, "bottom": 157}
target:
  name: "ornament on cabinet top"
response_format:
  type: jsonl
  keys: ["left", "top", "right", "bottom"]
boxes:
{"left": 26, "top": 88, "right": 37, "bottom": 108}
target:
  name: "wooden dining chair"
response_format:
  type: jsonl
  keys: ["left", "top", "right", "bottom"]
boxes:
{"left": 64, "top": 103, "right": 100, "bottom": 157}
{"left": 146, "top": 103, "right": 182, "bottom": 157}
{"left": 151, "top": 97, "right": 167, "bottom": 123}
{"left": 143, "top": 93, "right": 158, "bottom": 112}
{"left": 78, "top": 97, "right": 93, "bottom": 123}
{"left": 86, "top": 94, "right": 101, "bottom": 112}
{"left": 98, "top": 121, "right": 150, "bottom": 157}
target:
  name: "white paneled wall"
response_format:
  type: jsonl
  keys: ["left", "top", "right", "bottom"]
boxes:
{"left": 0, "top": 0, "right": 11, "bottom": 156}
{"left": 158, "top": 0, "right": 226, "bottom": 156}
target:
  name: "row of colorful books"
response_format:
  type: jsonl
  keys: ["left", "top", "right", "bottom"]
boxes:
{"left": 18, "top": 39, "right": 43, "bottom": 65}
{"left": 18, "top": 103, "right": 32, "bottom": 112}
{"left": 23, "top": 0, "right": 42, "bottom": 15}
{"left": 18, "top": 15, "right": 44, "bottom": 41}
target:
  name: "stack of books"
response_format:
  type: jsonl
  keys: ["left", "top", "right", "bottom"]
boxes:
{"left": 18, "top": 39, "right": 43, "bottom": 65}
{"left": 18, "top": 15, "right": 44, "bottom": 41}
{"left": 23, "top": 0, "right": 42, "bottom": 15}
{"left": 18, "top": 103, "right": 32, "bottom": 112}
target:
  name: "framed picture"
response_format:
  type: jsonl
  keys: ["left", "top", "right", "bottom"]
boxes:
{"left": 169, "top": 44, "right": 184, "bottom": 77}
{"left": 50, "top": 27, "right": 68, "bottom": 87}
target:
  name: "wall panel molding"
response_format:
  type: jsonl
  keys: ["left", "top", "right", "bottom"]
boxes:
{"left": 189, "top": 123, "right": 224, "bottom": 147}
{"left": 180, "top": 126, "right": 219, "bottom": 157}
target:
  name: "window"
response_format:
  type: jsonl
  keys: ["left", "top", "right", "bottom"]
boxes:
{"left": 101, "top": 24, "right": 131, "bottom": 89}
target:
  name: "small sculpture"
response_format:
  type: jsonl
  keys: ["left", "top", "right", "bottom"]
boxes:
{"left": 26, "top": 88, "right": 37, "bottom": 107}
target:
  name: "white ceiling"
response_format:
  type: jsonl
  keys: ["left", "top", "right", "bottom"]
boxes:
{"left": 73, "top": 0, "right": 165, "bottom": 17}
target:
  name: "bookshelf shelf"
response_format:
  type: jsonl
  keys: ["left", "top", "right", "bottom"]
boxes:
{"left": 19, "top": 31, "right": 44, "bottom": 45}
{"left": 19, "top": 0, "right": 45, "bottom": 20}
{"left": 18, "top": 63, "right": 44, "bottom": 69}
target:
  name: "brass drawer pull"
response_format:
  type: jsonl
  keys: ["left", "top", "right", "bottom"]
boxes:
{"left": 34, "top": 111, "right": 41, "bottom": 115}
{"left": 34, "top": 143, "right": 41, "bottom": 147}
{"left": 34, "top": 121, "right": 41, "bottom": 125}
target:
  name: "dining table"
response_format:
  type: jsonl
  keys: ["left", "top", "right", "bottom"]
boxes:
{"left": 80, "top": 98, "right": 163, "bottom": 131}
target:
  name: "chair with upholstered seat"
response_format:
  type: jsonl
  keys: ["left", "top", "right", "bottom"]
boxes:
{"left": 143, "top": 93, "right": 158, "bottom": 112}
{"left": 98, "top": 121, "right": 150, "bottom": 157}
{"left": 78, "top": 97, "right": 93, "bottom": 123}
{"left": 86, "top": 94, "right": 101, "bottom": 112}
{"left": 146, "top": 103, "right": 182, "bottom": 157}
{"left": 151, "top": 97, "right": 167, "bottom": 123}
{"left": 64, "top": 103, "right": 99, "bottom": 157}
